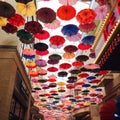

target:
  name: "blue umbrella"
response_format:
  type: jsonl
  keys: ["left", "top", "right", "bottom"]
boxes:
{"left": 82, "top": 35, "right": 95, "bottom": 45}
{"left": 61, "top": 24, "right": 79, "bottom": 36}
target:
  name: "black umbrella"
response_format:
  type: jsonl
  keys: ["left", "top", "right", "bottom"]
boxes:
{"left": 34, "top": 42, "right": 48, "bottom": 51}
{"left": 0, "top": 1, "right": 15, "bottom": 18}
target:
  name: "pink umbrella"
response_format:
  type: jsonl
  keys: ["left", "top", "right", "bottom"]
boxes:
{"left": 44, "top": 19, "right": 60, "bottom": 29}
{"left": 84, "top": 63, "right": 100, "bottom": 70}
{"left": 95, "top": 5, "right": 108, "bottom": 20}
{"left": 66, "top": 33, "right": 81, "bottom": 42}
{"left": 58, "top": 0, "right": 77, "bottom": 5}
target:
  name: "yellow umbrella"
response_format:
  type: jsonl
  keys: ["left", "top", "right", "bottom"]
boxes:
{"left": 0, "top": 17, "right": 7, "bottom": 26}
{"left": 24, "top": 60, "right": 36, "bottom": 68}
{"left": 16, "top": 1, "right": 36, "bottom": 16}
{"left": 57, "top": 81, "right": 66, "bottom": 86}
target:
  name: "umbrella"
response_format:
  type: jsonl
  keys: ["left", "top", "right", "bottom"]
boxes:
{"left": 57, "top": 5, "right": 76, "bottom": 20}
{"left": 63, "top": 52, "right": 75, "bottom": 59}
{"left": 15, "top": 0, "right": 32, "bottom": 4}
{"left": 17, "top": 29, "right": 34, "bottom": 44}
{"left": 0, "top": 17, "right": 7, "bottom": 26}
{"left": 79, "top": 22, "right": 96, "bottom": 32}
{"left": 29, "top": 70, "right": 38, "bottom": 77}
{"left": 34, "top": 30, "right": 50, "bottom": 40}
{"left": 72, "top": 61, "right": 84, "bottom": 67}
{"left": 49, "top": 35, "right": 65, "bottom": 46}
{"left": 7, "top": 14, "right": 25, "bottom": 27}
{"left": 82, "top": 35, "right": 95, "bottom": 45}
{"left": 49, "top": 54, "right": 62, "bottom": 60}
{"left": 61, "top": 24, "right": 79, "bottom": 36}
{"left": 2, "top": 23, "right": 18, "bottom": 34}
{"left": 66, "top": 33, "right": 82, "bottom": 42}
{"left": 0, "top": 1, "right": 15, "bottom": 18}
{"left": 47, "top": 59, "right": 59, "bottom": 65}
{"left": 76, "top": 55, "right": 89, "bottom": 62}
{"left": 22, "top": 48, "right": 35, "bottom": 56}
{"left": 57, "top": 82, "right": 66, "bottom": 86}
{"left": 44, "top": 19, "right": 60, "bottom": 29}
{"left": 49, "top": 83, "right": 57, "bottom": 88}
{"left": 49, "top": 44, "right": 63, "bottom": 49}
{"left": 16, "top": 2, "right": 36, "bottom": 16}
{"left": 48, "top": 79, "right": 56, "bottom": 82}
{"left": 24, "top": 60, "right": 36, "bottom": 68}
{"left": 89, "top": 52, "right": 96, "bottom": 58}
{"left": 69, "top": 69, "right": 81, "bottom": 74}
{"left": 36, "top": 7, "right": 56, "bottom": 23}
{"left": 66, "top": 84, "right": 74, "bottom": 89}
{"left": 38, "top": 79, "right": 47, "bottom": 83}
{"left": 78, "top": 72, "right": 89, "bottom": 78}
{"left": 84, "top": 63, "right": 100, "bottom": 70}
{"left": 76, "top": 8, "right": 96, "bottom": 24}
{"left": 58, "top": 71, "right": 68, "bottom": 77}
{"left": 64, "top": 45, "right": 78, "bottom": 53}
{"left": 34, "top": 42, "right": 48, "bottom": 51}
{"left": 47, "top": 67, "right": 58, "bottom": 72}
{"left": 35, "top": 59, "right": 47, "bottom": 67}
{"left": 38, "top": 69, "right": 47, "bottom": 75}
{"left": 59, "top": 63, "right": 71, "bottom": 70}
{"left": 36, "top": 50, "right": 49, "bottom": 56}
{"left": 48, "top": 75, "right": 57, "bottom": 79}
{"left": 58, "top": 0, "right": 77, "bottom": 5}
{"left": 95, "top": 5, "right": 108, "bottom": 20}
{"left": 95, "top": 0, "right": 107, "bottom": 5}
{"left": 78, "top": 43, "right": 92, "bottom": 50}
{"left": 24, "top": 21, "right": 43, "bottom": 34}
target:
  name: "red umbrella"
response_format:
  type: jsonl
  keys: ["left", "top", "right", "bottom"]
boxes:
{"left": 72, "top": 61, "right": 84, "bottom": 67}
{"left": 36, "top": 50, "right": 49, "bottom": 56}
{"left": 57, "top": 5, "right": 76, "bottom": 20}
{"left": 66, "top": 84, "right": 74, "bottom": 89}
{"left": 79, "top": 22, "right": 96, "bottom": 32}
{"left": 48, "top": 79, "right": 56, "bottom": 82}
{"left": 34, "top": 30, "right": 50, "bottom": 40}
{"left": 64, "top": 45, "right": 78, "bottom": 53}
{"left": 78, "top": 72, "right": 89, "bottom": 78}
{"left": 59, "top": 63, "right": 71, "bottom": 70}
{"left": 76, "top": 8, "right": 96, "bottom": 24}
{"left": 7, "top": 14, "right": 25, "bottom": 27}
{"left": 78, "top": 43, "right": 92, "bottom": 50}
{"left": 97, "top": 70, "right": 109, "bottom": 75}
{"left": 47, "top": 67, "right": 58, "bottom": 72}
{"left": 84, "top": 63, "right": 100, "bottom": 70}
{"left": 49, "top": 35, "right": 65, "bottom": 46}
{"left": 38, "top": 69, "right": 47, "bottom": 75}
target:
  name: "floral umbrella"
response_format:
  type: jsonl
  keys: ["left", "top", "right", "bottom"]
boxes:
{"left": 58, "top": 0, "right": 77, "bottom": 5}
{"left": 0, "top": 1, "right": 15, "bottom": 18}
{"left": 61, "top": 24, "right": 79, "bottom": 36}
{"left": 36, "top": 7, "right": 56, "bottom": 23}
{"left": 44, "top": 19, "right": 60, "bottom": 29}
{"left": 95, "top": 5, "right": 108, "bottom": 20}
{"left": 76, "top": 8, "right": 96, "bottom": 24}
{"left": 16, "top": 1, "right": 36, "bottom": 16}
{"left": 7, "top": 14, "right": 25, "bottom": 27}
{"left": 57, "top": 5, "right": 76, "bottom": 20}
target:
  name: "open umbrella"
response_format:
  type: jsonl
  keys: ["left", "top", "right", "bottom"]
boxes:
{"left": 78, "top": 43, "right": 92, "bottom": 50}
{"left": 49, "top": 35, "right": 65, "bottom": 46}
{"left": 82, "top": 35, "right": 95, "bottom": 45}
{"left": 36, "top": 50, "right": 49, "bottom": 56}
{"left": 49, "top": 54, "right": 62, "bottom": 60}
{"left": 2, "top": 23, "right": 18, "bottom": 34}
{"left": 63, "top": 52, "right": 75, "bottom": 59}
{"left": 72, "top": 61, "right": 84, "bottom": 67}
{"left": 57, "top": 5, "right": 76, "bottom": 20}
{"left": 36, "top": 7, "right": 56, "bottom": 23}
{"left": 24, "top": 21, "right": 43, "bottom": 34}
{"left": 35, "top": 59, "right": 47, "bottom": 67}
{"left": 34, "top": 42, "right": 48, "bottom": 51}
{"left": 16, "top": 1, "right": 36, "bottom": 16}
{"left": 64, "top": 45, "right": 78, "bottom": 53}
{"left": 66, "top": 33, "right": 82, "bottom": 42}
{"left": 0, "top": 17, "right": 7, "bottom": 26}
{"left": 44, "top": 19, "right": 60, "bottom": 29}
{"left": 61, "top": 24, "right": 79, "bottom": 36}
{"left": 47, "top": 67, "right": 58, "bottom": 72}
{"left": 76, "top": 55, "right": 89, "bottom": 62}
{"left": 58, "top": 71, "right": 68, "bottom": 77}
{"left": 76, "top": 8, "right": 96, "bottom": 24}
{"left": 34, "top": 30, "right": 50, "bottom": 40}
{"left": 59, "top": 63, "right": 71, "bottom": 70}
{"left": 0, "top": 1, "right": 15, "bottom": 18}
{"left": 7, "top": 14, "right": 25, "bottom": 27}
{"left": 47, "top": 59, "right": 59, "bottom": 65}
{"left": 59, "top": 0, "right": 77, "bottom": 5}
{"left": 95, "top": 5, "right": 108, "bottom": 20}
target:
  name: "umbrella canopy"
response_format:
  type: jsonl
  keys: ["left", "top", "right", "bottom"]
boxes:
{"left": 59, "top": 63, "right": 71, "bottom": 70}
{"left": 78, "top": 43, "right": 92, "bottom": 50}
{"left": 58, "top": 0, "right": 77, "bottom": 5}
{"left": 58, "top": 71, "right": 68, "bottom": 77}
{"left": 16, "top": 2, "right": 36, "bottom": 16}
{"left": 76, "top": 55, "right": 89, "bottom": 62}
{"left": 57, "top": 5, "right": 76, "bottom": 20}
{"left": 64, "top": 45, "right": 78, "bottom": 53}
{"left": 63, "top": 52, "right": 75, "bottom": 59}
{"left": 0, "top": 1, "right": 15, "bottom": 18}
{"left": 36, "top": 7, "right": 56, "bottom": 23}
{"left": 24, "top": 21, "right": 43, "bottom": 34}
{"left": 35, "top": 59, "right": 47, "bottom": 67}
{"left": 7, "top": 14, "right": 25, "bottom": 27}
{"left": 49, "top": 54, "right": 62, "bottom": 60}
{"left": 34, "top": 42, "right": 48, "bottom": 51}
{"left": 76, "top": 8, "right": 96, "bottom": 24}
{"left": 44, "top": 19, "right": 61, "bottom": 29}
{"left": 61, "top": 24, "right": 79, "bottom": 36}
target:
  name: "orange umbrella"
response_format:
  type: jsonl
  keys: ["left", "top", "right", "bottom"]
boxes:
{"left": 63, "top": 52, "right": 75, "bottom": 59}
